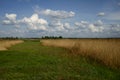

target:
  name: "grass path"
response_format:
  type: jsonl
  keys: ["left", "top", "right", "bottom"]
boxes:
{"left": 0, "top": 40, "right": 120, "bottom": 80}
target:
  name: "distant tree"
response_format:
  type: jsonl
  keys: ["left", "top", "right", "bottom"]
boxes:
{"left": 41, "top": 36, "right": 63, "bottom": 39}
{"left": 59, "top": 36, "right": 62, "bottom": 39}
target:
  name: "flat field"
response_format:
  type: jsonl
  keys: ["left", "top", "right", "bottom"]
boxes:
{"left": 0, "top": 39, "right": 120, "bottom": 80}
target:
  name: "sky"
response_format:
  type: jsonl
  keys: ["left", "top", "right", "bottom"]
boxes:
{"left": 0, "top": 0, "right": 120, "bottom": 38}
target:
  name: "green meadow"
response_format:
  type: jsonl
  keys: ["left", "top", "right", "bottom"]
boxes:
{"left": 0, "top": 40, "right": 120, "bottom": 80}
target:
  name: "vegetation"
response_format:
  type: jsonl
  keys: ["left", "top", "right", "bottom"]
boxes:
{"left": 42, "top": 36, "right": 63, "bottom": 39}
{"left": 0, "top": 40, "right": 24, "bottom": 50}
{"left": 41, "top": 39, "right": 120, "bottom": 69}
{"left": 0, "top": 39, "right": 120, "bottom": 80}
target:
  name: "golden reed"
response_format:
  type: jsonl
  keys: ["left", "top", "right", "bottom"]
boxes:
{"left": 41, "top": 39, "right": 120, "bottom": 68}
{"left": 0, "top": 40, "right": 24, "bottom": 50}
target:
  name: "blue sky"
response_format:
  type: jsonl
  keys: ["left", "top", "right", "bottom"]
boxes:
{"left": 0, "top": 0, "right": 120, "bottom": 38}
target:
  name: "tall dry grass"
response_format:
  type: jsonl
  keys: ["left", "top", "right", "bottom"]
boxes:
{"left": 41, "top": 39, "right": 120, "bottom": 68}
{"left": 0, "top": 40, "right": 24, "bottom": 50}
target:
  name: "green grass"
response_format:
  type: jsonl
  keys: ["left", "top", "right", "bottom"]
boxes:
{"left": 0, "top": 40, "right": 120, "bottom": 80}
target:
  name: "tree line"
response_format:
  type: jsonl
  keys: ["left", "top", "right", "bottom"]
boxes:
{"left": 0, "top": 36, "right": 63, "bottom": 40}
{"left": 42, "top": 36, "right": 63, "bottom": 39}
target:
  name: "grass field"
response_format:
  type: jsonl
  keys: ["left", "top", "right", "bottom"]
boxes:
{"left": 0, "top": 40, "right": 120, "bottom": 80}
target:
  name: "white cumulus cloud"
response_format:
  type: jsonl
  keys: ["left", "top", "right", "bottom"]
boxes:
{"left": 89, "top": 24, "right": 104, "bottom": 32}
{"left": 21, "top": 13, "right": 48, "bottom": 30}
{"left": 64, "top": 23, "right": 71, "bottom": 29}
{"left": 111, "top": 24, "right": 120, "bottom": 32}
{"left": 2, "top": 20, "right": 12, "bottom": 25}
{"left": 97, "top": 12, "right": 105, "bottom": 16}
{"left": 3, "top": 13, "right": 17, "bottom": 25}
{"left": 49, "top": 20, "right": 65, "bottom": 31}
{"left": 21, "top": 14, "right": 47, "bottom": 25}
{"left": 75, "top": 21, "right": 88, "bottom": 28}
{"left": 2, "top": 13, "right": 48, "bottom": 31}
{"left": 75, "top": 20, "right": 104, "bottom": 33}
{"left": 94, "top": 20, "right": 103, "bottom": 26}
{"left": 37, "top": 9, "right": 75, "bottom": 19}
{"left": 5, "top": 13, "right": 17, "bottom": 20}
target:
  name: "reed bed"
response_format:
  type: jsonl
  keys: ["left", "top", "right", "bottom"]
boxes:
{"left": 0, "top": 40, "right": 24, "bottom": 50}
{"left": 41, "top": 39, "right": 120, "bottom": 68}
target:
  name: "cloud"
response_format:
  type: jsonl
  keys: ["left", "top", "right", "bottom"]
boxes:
{"left": 89, "top": 20, "right": 104, "bottom": 32}
{"left": 21, "top": 14, "right": 47, "bottom": 25}
{"left": 33, "top": 6, "right": 75, "bottom": 31}
{"left": 3, "top": 13, "right": 17, "bottom": 25}
{"left": 48, "top": 20, "right": 74, "bottom": 32}
{"left": 49, "top": 20, "right": 65, "bottom": 31}
{"left": 36, "top": 9, "right": 75, "bottom": 19}
{"left": 75, "top": 21, "right": 88, "bottom": 28}
{"left": 5, "top": 13, "right": 17, "bottom": 20}
{"left": 64, "top": 23, "right": 71, "bottom": 29}
{"left": 75, "top": 20, "right": 104, "bottom": 33}
{"left": 111, "top": 24, "right": 120, "bottom": 32}
{"left": 94, "top": 20, "right": 103, "bottom": 26}
{"left": 97, "top": 20, "right": 103, "bottom": 24}
{"left": 21, "top": 13, "right": 48, "bottom": 30}
{"left": 3, "top": 20, "right": 12, "bottom": 25}
{"left": 2, "top": 13, "right": 48, "bottom": 31}
{"left": 88, "top": 24, "right": 104, "bottom": 32}
{"left": 1, "top": 12, "right": 120, "bottom": 38}
{"left": 97, "top": 12, "right": 105, "bottom": 16}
